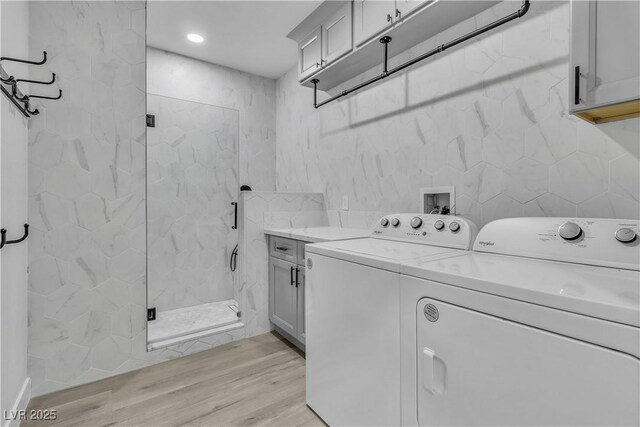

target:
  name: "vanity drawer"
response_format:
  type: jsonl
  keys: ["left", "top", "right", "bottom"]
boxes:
{"left": 270, "top": 236, "right": 298, "bottom": 263}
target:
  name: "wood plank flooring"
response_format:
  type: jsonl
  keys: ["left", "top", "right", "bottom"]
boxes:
{"left": 23, "top": 332, "right": 325, "bottom": 427}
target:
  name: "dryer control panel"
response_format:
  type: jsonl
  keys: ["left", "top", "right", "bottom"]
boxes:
{"left": 372, "top": 214, "right": 478, "bottom": 250}
{"left": 474, "top": 217, "right": 640, "bottom": 271}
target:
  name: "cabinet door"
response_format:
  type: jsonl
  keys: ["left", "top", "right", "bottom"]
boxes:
{"left": 269, "top": 257, "right": 298, "bottom": 337}
{"left": 296, "top": 267, "right": 306, "bottom": 344}
{"left": 571, "top": 0, "right": 640, "bottom": 110}
{"left": 396, "top": 0, "right": 432, "bottom": 20}
{"left": 354, "top": 0, "right": 395, "bottom": 47}
{"left": 322, "top": 2, "right": 353, "bottom": 66}
{"left": 299, "top": 27, "right": 322, "bottom": 81}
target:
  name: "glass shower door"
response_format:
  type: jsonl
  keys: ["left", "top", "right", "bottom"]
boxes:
{"left": 146, "top": 94, "right": 239, "bottom": 348}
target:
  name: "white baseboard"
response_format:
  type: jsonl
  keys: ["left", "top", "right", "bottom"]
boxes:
{"left": 3, "top": 377, "right": 31, "bottom": 427}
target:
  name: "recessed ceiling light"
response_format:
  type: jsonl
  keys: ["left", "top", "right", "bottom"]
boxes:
{"left": 187, "top": 33, "right": 204, "bottom": 43}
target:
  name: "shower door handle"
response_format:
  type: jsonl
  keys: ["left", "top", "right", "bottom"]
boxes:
{"left": 231, "top": 202, "right": 238, "bottom": 230}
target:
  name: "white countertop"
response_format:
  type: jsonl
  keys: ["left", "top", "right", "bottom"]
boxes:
{"left": 263, "top": 226, "right": 371, "bottom": 243}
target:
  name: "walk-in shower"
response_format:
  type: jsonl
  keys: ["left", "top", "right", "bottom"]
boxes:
{"left": 146, "top": 93, "right": 241, "bottom": 349}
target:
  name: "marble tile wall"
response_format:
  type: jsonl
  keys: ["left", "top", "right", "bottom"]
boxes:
{"left": 147, "top": 48, "right": 277, "bottom": 192}
{"left": 263, "top": 210, "right": 329, "bottom": 229}
{"left": 147, "top": 94, "right": 239, "bottom": 312}
{"left": 239, "top": 192, "right": 324, "bottom": 336}
{"left": 275, "top": 1, "right": 640, "bottom": 227}
{"left": 26, "top": 1, "right": 249, "bottom": 397}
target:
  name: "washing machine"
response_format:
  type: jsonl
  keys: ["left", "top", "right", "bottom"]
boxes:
{"left": 399, "top": 217, "right": 640, "bottom": 426}
{"left": 305, "top": 214, "right": 478, "bottom": 427}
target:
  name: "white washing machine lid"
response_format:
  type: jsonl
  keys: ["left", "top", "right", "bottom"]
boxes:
{"left": 306, "top": 238, "right": 466, "bottom": 272}
{"left": 401, "top": 252, "right": 640, "bottom": 327}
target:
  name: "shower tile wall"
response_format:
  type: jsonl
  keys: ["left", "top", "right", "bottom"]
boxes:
{"left": 25, "top": 1, "right": 246, "bottom": 396}
{"left": 275, "top": 1, "right": 640, "bottom": 225}
{"left": 27, "top": 0, "right": 147, "bottom": 396}
{"left": 147, "top": 95, "right": 238, "bottom": 312}
{"left": 147, "top": 48, "right": 276, "bottom": 192}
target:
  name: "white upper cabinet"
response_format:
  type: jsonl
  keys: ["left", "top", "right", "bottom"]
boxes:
{"left": 289, "top": 1, "right": 499, "bottom": 89}
{"left": 570, "top": 0, "right": 640, "bottom": 124}
{"left": 354, "top": 0, "right": 396, "bottom": 47}
{"left": 298, "top": 27, "right": 322, "bottom": 81}
{"left": 322, "top": 2, "right": 353, "bottom": 65}
{"left": 395, "top": 0, "right": 432, "bottom": 21}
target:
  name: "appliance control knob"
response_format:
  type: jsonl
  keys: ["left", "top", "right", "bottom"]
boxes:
{"left": 449, "top": 221, "right": 460, "bottom": 232}
{"left": 615, "top": 228, "right": 637, "bottom": 243}
{"left": 380, "top": 218, "right": 389, "bottom": 227}
{"left": 434, "top": 220, "right": 445, "bottom": 231}
{"left": 558, "top": 222, "right": 583, "bottom": 240}
{"left": 410, "top": 217, "right": 423, "bottom": 229}
{"left": 391, "top": 218, "right": 400, "bottom": 227}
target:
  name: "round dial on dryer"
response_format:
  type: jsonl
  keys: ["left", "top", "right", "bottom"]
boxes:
{"left": 449, "top": 221, "right": 460, "bottom": 232}
{"left": 410, "top": 217, "right": 423, "bottom": 229}
{"left": 434, "top": 220, "right": 445, "bottom": 231}
{"left": 558, "top": 221, "right": 583, "bottom": 240}
{"left": 615, "top": 228, "right": 637, "bottom": 243}
{"left": 380, "top": 218, "right": 389, "bottom": 227}
{"left": 391, "top": 218, "right": 400, "bottom": 227}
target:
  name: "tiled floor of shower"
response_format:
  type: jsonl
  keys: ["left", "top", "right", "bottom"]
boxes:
{"left": 148, "top": 299, "right": 242, "bottom": 349}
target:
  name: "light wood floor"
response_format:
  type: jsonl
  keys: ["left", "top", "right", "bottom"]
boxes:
{"left": 24, "top": 333, "right": 326, "bottom": 427}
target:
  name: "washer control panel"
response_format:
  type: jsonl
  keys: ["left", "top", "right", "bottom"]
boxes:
{"left": 474, "top": 217, "right": 640, "bottom": 271}
{"left": 373, "top": 214, "right": 478, "bottom": 250}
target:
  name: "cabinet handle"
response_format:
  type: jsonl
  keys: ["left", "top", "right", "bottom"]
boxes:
{"left": 231, "top": 202, "right": 237, "bottom": 230}
{"left": 275, "top": 246, "right": 289, "bottom": 251}
{"left": 387, "top": 13, "right": 393, "bottom": 22}
{"left": 315, "top": 62, "right": 321, "bottom": 68}
{"left": 295, "top": 268, "right": 300, "bottom": 287}
{"left": 290, "top": 266, "right": 295, "bottom": 286}
{"left": 395, "top": 8, "right": 401, "bottom": 19}
{"left": 574, "top": 66, "right": 581, "bottom": 105}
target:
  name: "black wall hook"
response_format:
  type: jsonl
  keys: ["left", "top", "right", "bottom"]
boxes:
{"left": 0, "top": 51, "right": 47, "bottom": 65}
{"left": 1, "top": 224, "right": 29, "bottom": 248}
{"left": 29, "top": 89, "right": 62, "bottom": 100}
{"left": 16, "top": 73, "right": 56, "bottom": 86}
{"left": 0, "top": 51, "right": 57, "bottom": 118}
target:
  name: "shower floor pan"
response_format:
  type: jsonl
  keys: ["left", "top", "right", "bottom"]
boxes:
{"left": 147, "top": 299, "right": 243, "bottom": 350}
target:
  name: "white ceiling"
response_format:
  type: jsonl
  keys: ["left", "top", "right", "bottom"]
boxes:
{"left": 147, "top": 1, "right": 322, "bottom": 79}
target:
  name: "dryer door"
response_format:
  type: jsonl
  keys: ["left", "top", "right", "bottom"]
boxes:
{"left": 416, "top": 298, "right": 640, "bottom": 426}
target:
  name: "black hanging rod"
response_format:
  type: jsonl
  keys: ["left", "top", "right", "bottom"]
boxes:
{"left": 0, "top": 224, "right": 29, "bottom": 249}
{"left": 311, "top": 0, "right": 531, "bottom": 109}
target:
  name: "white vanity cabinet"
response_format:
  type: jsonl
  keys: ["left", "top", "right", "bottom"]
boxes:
{"left": 570, "top": 0, "right": 640, "bottom": 124}
{"left": 297, "top": 2, "right": 353, "bottom": 82}
{"left": 269, "top": 236, "right": 307, "bottom": 349}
